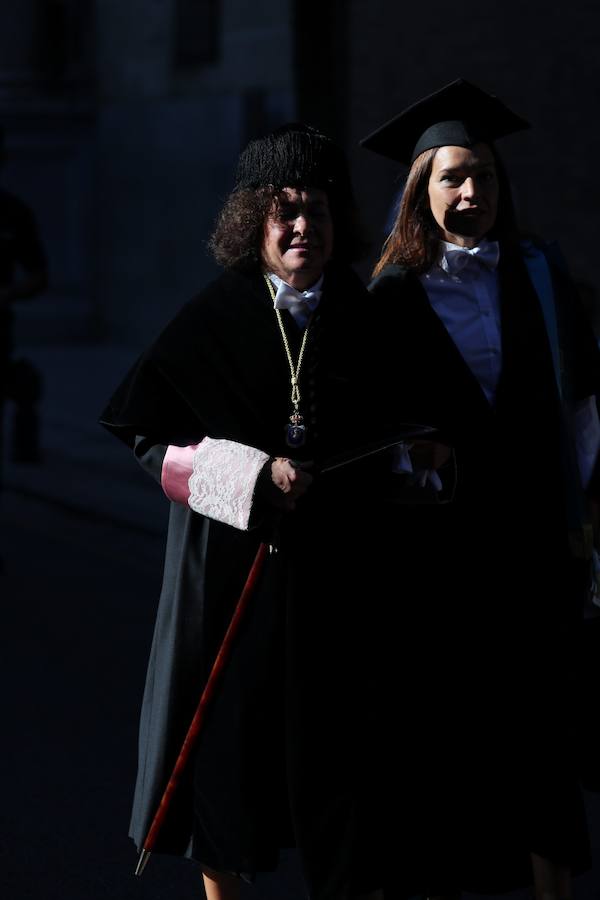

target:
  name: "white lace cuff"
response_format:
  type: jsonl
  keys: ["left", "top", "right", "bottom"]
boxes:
{"left": 188, "top": 437, "right": 270, "bottom": 530}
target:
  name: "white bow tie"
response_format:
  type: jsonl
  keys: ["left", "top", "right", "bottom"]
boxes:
{"left": 273, "top": 280, "right": 322, "bottom": 327}
{"left": 441, "top": 240, "right": 500, "bottom": 275}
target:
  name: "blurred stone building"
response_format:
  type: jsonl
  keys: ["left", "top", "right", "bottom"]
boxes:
{"left": 0, "top": 0, "right": 299, "bottom": 347}
{"left": 1, "top": 0, "right": 599, "bottom": 349}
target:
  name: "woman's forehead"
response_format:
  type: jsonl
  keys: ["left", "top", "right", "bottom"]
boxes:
{"left": 432, "top": 144, "right": 496, "bottom": 171}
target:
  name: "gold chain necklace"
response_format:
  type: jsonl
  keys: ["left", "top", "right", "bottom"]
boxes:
{"left": 264, "top": 274, "right": 312, "bottom": 448}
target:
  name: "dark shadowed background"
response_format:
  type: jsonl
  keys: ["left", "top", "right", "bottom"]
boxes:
{"left": 1, "top": 2, "right": 599, "bottom": 898}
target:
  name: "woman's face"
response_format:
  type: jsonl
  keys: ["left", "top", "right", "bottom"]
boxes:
{"left": 262, "top": 187, "right": 334, "bottom": 290}
{"left": 427, "top": 143, "right": 499, "bottom": 247}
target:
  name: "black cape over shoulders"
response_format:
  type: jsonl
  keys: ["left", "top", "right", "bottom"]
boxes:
{"left": 101, "top": 264, "right": 388, "bottom": 459}
{"left": 100, "top": 263, "right": 393, "bottom": 900}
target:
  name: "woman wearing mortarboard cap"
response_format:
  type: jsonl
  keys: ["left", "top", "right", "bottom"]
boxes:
{"left": 361, "top": 79, "right": 600, "bottom": 899}
{"left": 100, "top": 123, "right": 408, "bottom": 900}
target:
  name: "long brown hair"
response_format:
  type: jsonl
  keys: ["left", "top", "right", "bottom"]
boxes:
{"left": 372, "top": 148, "right": 439, "bottom": 278}
{"left": 372, "top": 144, "right": 519, "bottom": 278}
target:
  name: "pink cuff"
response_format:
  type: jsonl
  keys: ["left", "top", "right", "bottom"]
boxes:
{"left": 161, "top": 444, "right": 199, "bottom": 504}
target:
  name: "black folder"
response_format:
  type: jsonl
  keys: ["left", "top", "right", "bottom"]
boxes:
{"left": 319, "top": 423, "right": 439, "bottom": 474}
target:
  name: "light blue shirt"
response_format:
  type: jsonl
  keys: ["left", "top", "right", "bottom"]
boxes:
{"left": 419, "top": 240, "right": 502, "bottom": 404}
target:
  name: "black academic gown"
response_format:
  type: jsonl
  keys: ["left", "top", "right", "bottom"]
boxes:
{"left": 101, "top": 263, "right": 390, "bottom": 900}
{"left": 365, "top": 242, "right": 600, "bottom": 896}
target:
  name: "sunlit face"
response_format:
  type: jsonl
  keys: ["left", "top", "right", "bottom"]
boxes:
{"left": 261, "top": 187, "right": 334, "bottom": 290}
{"left": 427, "top": 143, "right": 499, "bottom": 247}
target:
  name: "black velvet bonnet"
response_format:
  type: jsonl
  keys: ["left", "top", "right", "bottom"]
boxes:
{"left": 235, "top": 123, "right": 352, "bottom": 196}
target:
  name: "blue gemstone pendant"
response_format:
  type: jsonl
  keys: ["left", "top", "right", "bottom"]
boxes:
{"left": 286, "top": 413, "right": 306, "bottom": 448}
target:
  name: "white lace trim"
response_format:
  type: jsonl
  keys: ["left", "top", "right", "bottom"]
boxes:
{"left": 188, "top": 437, "right": 269, "bottom": 531}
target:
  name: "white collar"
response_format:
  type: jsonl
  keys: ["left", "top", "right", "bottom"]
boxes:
{"left": 438, "top": 238, "right": 500, "bottom": 274}
{"left": 267, "top": 272, "right": 324, "bottom": 298}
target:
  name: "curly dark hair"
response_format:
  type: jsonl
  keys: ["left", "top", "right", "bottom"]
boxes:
{"left": 372, "top": 143, "right": 519, "bottom": 278}
{"left": 209, "top": 183, "right": 367, "bottom": 270}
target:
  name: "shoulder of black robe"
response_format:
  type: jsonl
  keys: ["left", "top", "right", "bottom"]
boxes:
{"left": 549, "top": 258, "right": 600, "bottom": 402}
{"left": 366, "top": 263, "right": 466, "bottom": 442}
{"left": 368, "top": 263, "right": 410, "bottom": 293}
{"left": 367, "top": 264, "right": 422, "bottom": 348}
{"left": 100, "top": 263, "right": 372, "bottom": 456}
{"left": 367, "top": 264, "right": 428, "bottom": 334}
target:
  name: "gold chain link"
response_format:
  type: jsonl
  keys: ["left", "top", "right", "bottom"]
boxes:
{"left": 264, "top": 275, "right": 311, "bottom": 415}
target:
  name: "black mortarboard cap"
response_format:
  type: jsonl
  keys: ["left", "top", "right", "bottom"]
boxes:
{"left": 235, "top": 122, "right": 351, "bottom": 195}
{"left": 360, "top": 78, "right": 530, "bottom": 165}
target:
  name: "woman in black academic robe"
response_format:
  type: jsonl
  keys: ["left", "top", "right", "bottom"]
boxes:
{"left": 360, "top": 79, "right": 600, "bottom": 900}
{"left": 101, "top": 124, "right": 400, "bottom": 900}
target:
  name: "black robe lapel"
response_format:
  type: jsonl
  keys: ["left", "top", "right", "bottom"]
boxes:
{"left": 369, "top": 265, "right": 494, "bottom": 436}
{"left": 491, "top": 243, "right": 566, "bottom": 533}
{"left": 495, "top": 245, "right": 563, "bottom": 439}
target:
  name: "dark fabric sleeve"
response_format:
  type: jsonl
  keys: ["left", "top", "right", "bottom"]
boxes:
{"left": 529, "top": 246, "right": 600, "bottom": 497}
{"left": 552, "top": 260, "right": 600, "bottom": 402}
{"left": 99, "top": 270, "right": 282, "bottom": 453}
{"left": 99, "top": 353, "right": 207, "bottom": 449}
{"left": 133, "top": 436, "right": 168, "bottom": 485}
